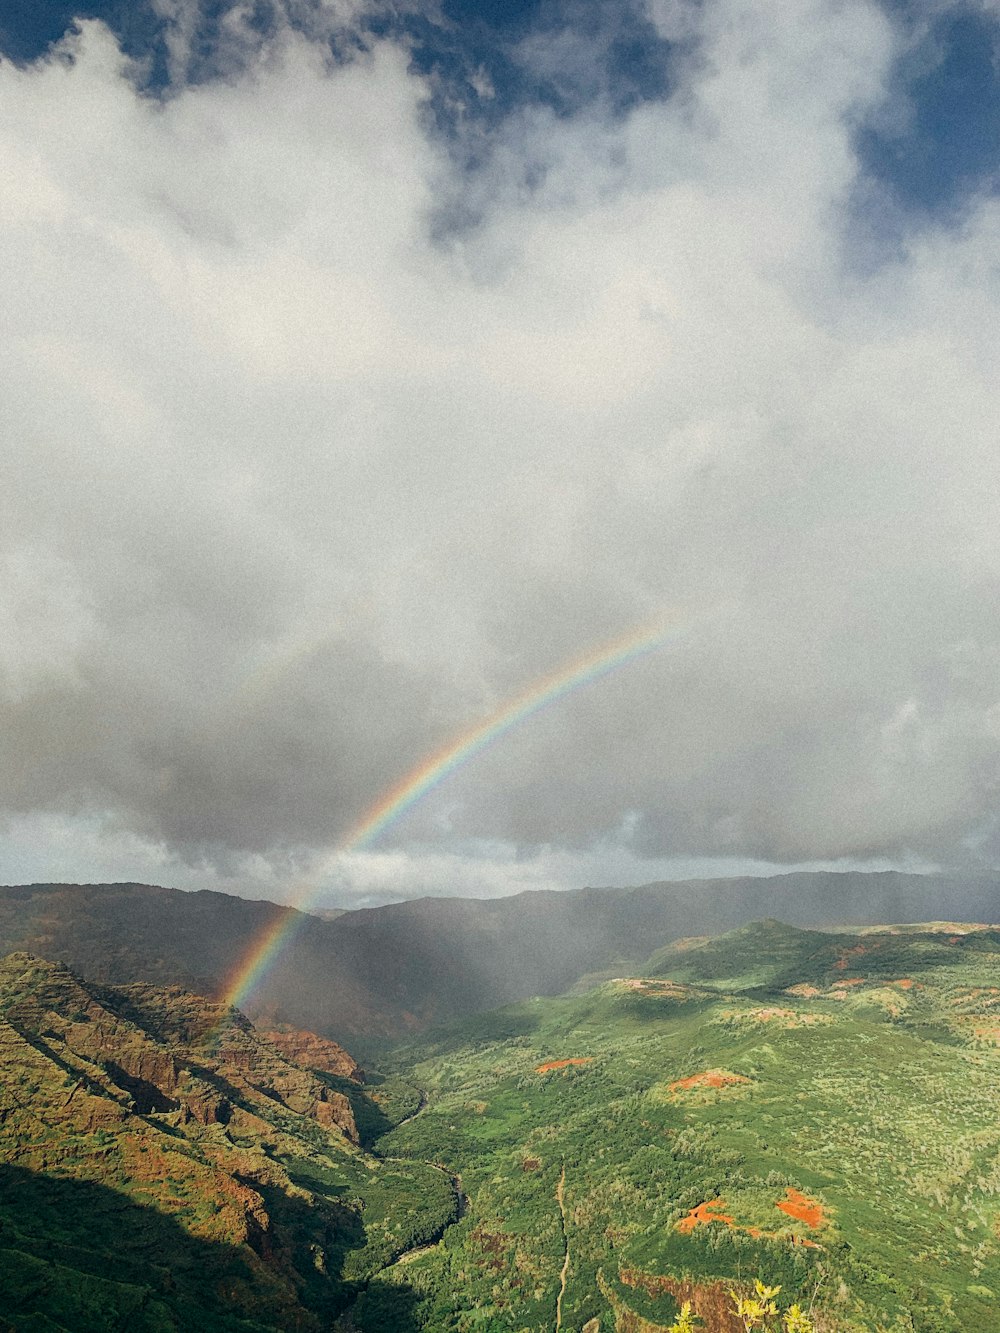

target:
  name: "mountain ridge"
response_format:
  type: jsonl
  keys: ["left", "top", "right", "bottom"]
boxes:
{"left": 2, "top": 871, "right": 997, "bottom": 1043}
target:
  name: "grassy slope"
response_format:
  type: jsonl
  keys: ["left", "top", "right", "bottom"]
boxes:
{"left": 359, "top": 922, "right": 1000, "bottom": 1333}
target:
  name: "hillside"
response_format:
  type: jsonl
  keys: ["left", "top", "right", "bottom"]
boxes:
{"left": 0, "top": 954, "right": 456, "bottom": 1331}
{"left": 358, "top": 919, "right": 1000, "bottom": 1331}
{"left": 5, "top": 921, "right": 1000, "bottom": 1329}
{"left": 1, "top": 873, "right": 998, "bottom": 1042}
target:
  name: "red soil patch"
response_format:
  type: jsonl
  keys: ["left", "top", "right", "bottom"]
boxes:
{"left": 535, "top": 1057, "right": 592, "bottom": 1073}
{"left": 775, "top": 1188, "right": 826, "bottom": 1228}
{"left": 670, "top": 1068, "right": 750, "bottom": 1092}
{"left": 785, "top": 983, "right": 821, "bottom": 998}
{"left": 677, "top": 1199, "right": 735, "bottom": 1233}
{"left": 893, "top": 978, "right": 914, "bottom": 989}
{"left": 676, "top": 1192, "right": 828, "bottom": 1251}
{"left": 619, "top": 1271, "right": 746, "bottom": 1333}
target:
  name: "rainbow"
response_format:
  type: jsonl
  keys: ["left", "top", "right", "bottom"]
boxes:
{"left": 222, "top": 617, "right": 681, "bottom": 1013}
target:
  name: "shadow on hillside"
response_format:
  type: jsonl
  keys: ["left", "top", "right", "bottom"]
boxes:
{"left": 0, "top": 1162, "right": 425, "bottom": 1332}
{"left": 318, "top": 1072, "right": 397, "bottom": 1148}
{"left": 345, "top": 1276, "right": 431, "bottom": 1331}
{"left": 388, "top": 1003, "right": 543, "bottom": 1063}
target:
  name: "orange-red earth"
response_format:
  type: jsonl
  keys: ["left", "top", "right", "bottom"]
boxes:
{"left": 776, "top": 1187, "right": 826, "bottom": 1229}
{"left": 670, "top": 1069, "right": 750, "bottom": 1092}
{"left": 677, "top": 1199, "right": 735, "bottom": 1233}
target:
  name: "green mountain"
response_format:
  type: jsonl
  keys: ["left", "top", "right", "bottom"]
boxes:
{"left": 6, "top": 917, "right": 1000, "bottom": 1330}
{"left": 354, "top": 920, "right": 1000, "bottom": 1332}
{"left": 1, "top": 873, "right": 997, "bottom": 1042}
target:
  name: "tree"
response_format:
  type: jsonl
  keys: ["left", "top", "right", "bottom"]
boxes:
{"left": 667, "top": 1301, "right": 702, "bottom": 1332}
{"left": 729, "top": 1280, "right": 815, "bottom": 1333}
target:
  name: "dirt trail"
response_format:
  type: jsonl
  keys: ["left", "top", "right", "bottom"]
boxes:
{"left": 555, "top": 1163, "right": 569, "bottom": 1331}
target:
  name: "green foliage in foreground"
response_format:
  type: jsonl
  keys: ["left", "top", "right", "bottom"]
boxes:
{"left": 353, "top": 922, "right": 1000, "bottom": 1332}
{"left": 725, "top": 1281, "right": 815, "bottom": 1332}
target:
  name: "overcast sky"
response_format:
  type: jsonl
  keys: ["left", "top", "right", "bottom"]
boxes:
{"left": 3, "top": 0, "right": 1000, "bottom": 907}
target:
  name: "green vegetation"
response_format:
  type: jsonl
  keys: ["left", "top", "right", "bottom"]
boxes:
{"left": 0, "top": 1164, "right": 329, "bottom": 1332}
{"left": 6, "top": 919, "right": 1000, "bottom": 1330}
{"left": 335, "top": 1070, "right": 425, "bottom": 1145}
{"left": 281, "top": 1153, "right": 458, "bottom": 1275}
{"left": 728, "top": 1281, "right": 815, "bottom": 1332}
{"left": 350, "top": 921, "right": 1000, "bottom": 1331}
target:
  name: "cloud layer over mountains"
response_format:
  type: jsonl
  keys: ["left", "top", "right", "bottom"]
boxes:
{"left": 4, "top": 0, "right": 1000, "bottom": 902}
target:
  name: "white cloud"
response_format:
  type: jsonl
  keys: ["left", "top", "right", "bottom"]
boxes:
{"left": 3, "top": 1, "right": 1000, "bottom": 904}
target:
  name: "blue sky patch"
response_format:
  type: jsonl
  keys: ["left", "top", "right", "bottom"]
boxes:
{"left": 859, "top": 5, "right": 1000, "bottom": 216}
{"left": 1, "top": 1, "right": 997, "bottom": 231}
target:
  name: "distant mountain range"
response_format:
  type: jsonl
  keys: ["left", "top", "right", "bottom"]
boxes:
{"left": 1, "top": 872, "right": 997, "bottom": 1045}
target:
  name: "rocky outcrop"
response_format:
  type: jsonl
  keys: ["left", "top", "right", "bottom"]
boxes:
{"left": 0, "top": 1019, "right": 130, "bottom": 1138}
{"left": 262, "top": 1026, "right": 363, "bottom": 1081}
{"left": 213, "top": 1026, "right": 360, "bottom": 1143}
{"left": 0, "top": 952, "right": 361, "bottom": 1143}
{"left": 0, "top": 951, "right": 389, "bottom": 1333}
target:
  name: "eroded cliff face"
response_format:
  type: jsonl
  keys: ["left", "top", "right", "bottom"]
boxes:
{"left": 0, "top": 951, "right": 368, "bottom": 1326}
{"left": 215, "top": 1024, "right": 360, "bottom": 1142}
{"left": 0, "top": 955, "right": 362, "bottom": 1144}
{"left": 262, "top": 1025, "right": 363, "bottom": 1082}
